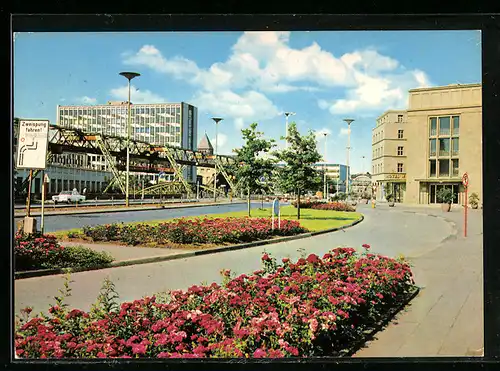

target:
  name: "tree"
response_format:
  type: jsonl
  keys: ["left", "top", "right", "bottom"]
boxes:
{"left": 233, "top": 123, "right": 276, "bottom": 216}
{"left": 273, "top": 122, "right": 322, "bottom": 220}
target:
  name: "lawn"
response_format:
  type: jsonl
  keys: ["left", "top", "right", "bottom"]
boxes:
{"left": 53, "top": 205, "right": 362, "bottom": 239}
{"left": 198, "top": 205, "right": 362, "bottom": 232}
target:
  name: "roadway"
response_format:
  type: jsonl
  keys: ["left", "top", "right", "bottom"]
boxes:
{"left": 15, "top": 204, "right": 455, "bottom": 314}
{"left": 14, "top": 198, "right": 194, "bottom": 209}
{"left": 14, "top": 202, "right": 274, "bottom": 232}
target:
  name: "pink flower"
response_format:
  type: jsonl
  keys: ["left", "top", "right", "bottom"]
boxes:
{"left": 253, "top": 348, "right": 267, "bottom": 358}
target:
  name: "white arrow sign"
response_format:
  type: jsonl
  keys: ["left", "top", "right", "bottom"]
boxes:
{"left": 16, "top": 120, "right": 49, "bottom": 169}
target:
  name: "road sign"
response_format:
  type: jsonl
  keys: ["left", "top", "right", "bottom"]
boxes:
{"left": 272, "top": 197, "right": 280, "bottom": 216}
{"left": 462, "top": 172, "right": 469, "bottom": 187}
{"left": 16, "top": 120, "right": 49, "bottom": 169}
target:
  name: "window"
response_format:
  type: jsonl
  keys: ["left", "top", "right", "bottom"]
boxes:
{"left": 429, "top": 160, "right": 437, "bottom": 177}
{"left": 439, "top": 159, "right": 450, "bottom": 177}
{"left": 429, "top": 117, "right": 437, "bottom": 136}
{"left": 452, "top": 159, "right": 459, "bottom": 176}
{"left": 452, "top": 116, "right": 460, "bottom": 135}
{"left": 398, "top": 129, "right": 404, "bottom": 139}
{"left": 429, "top": 139, "right": 437, "bottom": 156}
{"left": 397, "top": 115, "right": 403, "bottom": 123}
{"left": 452, "top": 138, "right": 459, "bottom": 156}
{"left": 397, "top": 146, "right": 404, "bottom": 156}
{"left": 439, "top": 116, "right": 451, "bottom": 136}
{"left": 397, "top": 163, "right": 404, "bottom": 173}
{"left": 439, "top": 138, "right": 450, "bottom": 156}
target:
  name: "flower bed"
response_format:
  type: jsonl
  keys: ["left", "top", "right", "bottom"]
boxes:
{"left": 81, "top": 217, "right": 308, "bottom": 246}
{"left": 291, "top": 200, "right": 355, "bottom": 212}
{"left": 15, "top": 245, "right": 416, "bottom": 358}
{"left": 15, "top": 232, "right": 114, "bottom": 271}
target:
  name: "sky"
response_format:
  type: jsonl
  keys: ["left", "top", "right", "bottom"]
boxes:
{"left": 13, "top": 30, "right": 481, "bottom": 174}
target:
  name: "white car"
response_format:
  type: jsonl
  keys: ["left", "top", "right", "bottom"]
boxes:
{"left": 52, "top": 190, "right": 86, "bottom": 204}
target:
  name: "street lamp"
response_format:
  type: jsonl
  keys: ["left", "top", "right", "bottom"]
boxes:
{"left": 119, "top": 71, "right": 140, "bottom": 208}
{"left": 212, "top": 117, "right": 223, "bottom": 202}
{"left": 343, "top": 118, "right": 355, "bottom": 196}
{"left": 323, "top": 132, "right": 328, "bottom": 200}
{"left": 284, "top": 112, "right": 296, "bottom": 148}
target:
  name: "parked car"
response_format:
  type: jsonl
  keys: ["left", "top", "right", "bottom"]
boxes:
{"left": 52, "top": 190, "right": 86, "bottom": 204}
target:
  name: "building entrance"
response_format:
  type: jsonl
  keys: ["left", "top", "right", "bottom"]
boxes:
{"left": 429, "top": 183, "right": 461, "bottom": 204}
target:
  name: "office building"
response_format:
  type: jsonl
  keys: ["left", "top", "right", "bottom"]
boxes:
{"left": 310, "top": 163, "right": 349, "bottom": 193}
{"left": 371, "top": 83, "right": 482, "bottom": 205}
{"left": 57, "top": 101, "right": 198, "bottom": 182}
{"left": 371, "top": 110, "right": 408, "bottom": 202}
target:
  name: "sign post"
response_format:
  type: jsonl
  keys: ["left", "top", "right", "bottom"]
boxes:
{"left": 41, "top": 173, "right": 50, "bottom": 234}
{"left": 462, "top": 172, "right": 469, "bottom": 238}
{"left": 272, "top": 197, "right": 281, "bottom": 231}
{"left": 16, "top": 120, "right": 49, "bottom": 233}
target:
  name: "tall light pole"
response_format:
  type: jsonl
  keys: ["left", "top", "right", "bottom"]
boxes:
{"left": 212, "top": 117, "right": 223, "bottom": 202}
{"left": 323, "top": 132, "right": 328, "bottom": 200}
{"left": 343, "top": 118, "right": 355, "bottom": 197}
{"left": 119, "top": 71, "right": 140, "bottom": 207}
{"left": 284, "top": 112, "right": 296, "bottom": 148}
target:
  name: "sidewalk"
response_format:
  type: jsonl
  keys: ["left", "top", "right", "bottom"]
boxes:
{"left": 353, "top": 205, "right": 483, "bottom": 357}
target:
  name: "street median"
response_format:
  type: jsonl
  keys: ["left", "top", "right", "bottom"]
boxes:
{"left": 14, "top": 214, "right": 364, "bottom": 280}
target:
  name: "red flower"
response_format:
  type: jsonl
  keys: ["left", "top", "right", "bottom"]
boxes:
{"left": 362, "top": 244, "right": 371, "bottom": 250}
{"left": 261, "top": 254, "right": 271, "bottom": 262}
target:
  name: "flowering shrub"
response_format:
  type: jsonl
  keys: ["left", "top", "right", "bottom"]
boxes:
{"left": 291, "top": 200, "right": 355, "bottom": 212}
{"left": 15, "top": 245, "right": 416, "bottom": 358}
{"left": 14, "top": 232, "right": 114, "bottom": 271}
{"left": 82, "top": 218, "right": 308, "bottom": 246}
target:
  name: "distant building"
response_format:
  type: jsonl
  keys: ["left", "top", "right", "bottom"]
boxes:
{"left": 351, "top": 173, "right": 372, "bottom": 197}
{"left": 197, "top": 132, "right": 215, "bottom": 186}
{"left": 371, "top": 83, "right": 482, "bottom": 205}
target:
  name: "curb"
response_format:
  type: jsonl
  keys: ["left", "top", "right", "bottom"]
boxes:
{"left": 14, "top": 214, "right": 365, "bottom": 280}
{"left": 14, "top": 201, "right": 246, "bottom": 218}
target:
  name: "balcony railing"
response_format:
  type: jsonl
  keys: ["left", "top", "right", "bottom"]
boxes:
{"left": 439, "top": 129, "right": 450, "bottom": 136}
{"left": 452, "top": 150, "right": 459, "bottom": 156}
{"left": 430, "top": 129, "right": 437, "bottom": 136}
{"left": 439, "top": 150, "right": 450, "bottom": 156}
{"left": 429, "top": 150, "right": 436, "bottom": 157}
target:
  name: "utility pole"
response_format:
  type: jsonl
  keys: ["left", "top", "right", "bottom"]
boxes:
{"left": 343, "top": 119, "right": 355, "bottom": 196}
{"left": 284, "top": 112, "right": 296, "bottom": 148}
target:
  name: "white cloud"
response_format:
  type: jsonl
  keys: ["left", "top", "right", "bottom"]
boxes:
{"left": 78, "top": 96, "right": 97, "bottom": 104}
{"left": 123, "top": 32, "right": 433, "bottom": 117}
{"left": 191, "top": 90, "right": 280, "bottom": 129}
{"left": 339, "top": 127, "right": 350, "bottom": 136}
{"left": 314, "top": 127, "right": 333, "bottom": 140}
{"left": 234, "top": 118, "right": 245, "bottom": 129}
{"left": 110, "top": 85, "right": 165, "bottom": 104}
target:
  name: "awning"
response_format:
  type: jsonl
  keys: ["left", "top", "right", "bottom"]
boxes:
{"left": 415, "top": 178, "right": 462, "bottom": 183}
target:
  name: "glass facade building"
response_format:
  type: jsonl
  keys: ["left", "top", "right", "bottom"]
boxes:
{"left": 56, "top": 101, "right": 198, "bottom": 183}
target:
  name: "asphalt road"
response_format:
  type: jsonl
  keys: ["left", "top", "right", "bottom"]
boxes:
{"left": 15, "top": 202, "right": 274, "bottom": 232}
{"left": 14, "top": 198, "right": 197, "bottom": 209}
{"left": 15, "top": 204, "right": 455, "bottom": 314}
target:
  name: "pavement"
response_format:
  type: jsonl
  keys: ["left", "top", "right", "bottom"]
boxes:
{"left": 13, "top": 203, "right": 483, "bottom": 357}
{"left": 353, "top": 204, "right": 483, "bottom": 357}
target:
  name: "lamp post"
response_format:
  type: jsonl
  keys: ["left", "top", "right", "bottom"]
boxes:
{"left": 323, "top": 132, "right": 328, "bottom": 200}
{"left": 119, "top": 71, "right": 140, "bottom": 208}
{"left": 343, "top": 118, "right": 355, "bottom": 196}
{"left": 212, "top": 117, "right": 223, "bottom": 202}
{"left": 284, "top": 112, "right": 296, "bottom": 148}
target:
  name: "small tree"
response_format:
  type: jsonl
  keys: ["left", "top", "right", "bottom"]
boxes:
{"left": 233, "top": 123, "right": 276, "bottom": 216}
{"left": 273, "top": 122, "right": 322, "bottom": 220}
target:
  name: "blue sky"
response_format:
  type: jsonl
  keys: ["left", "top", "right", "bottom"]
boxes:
{"left": 14, "top": 30, "right": 481, "bottom": 173}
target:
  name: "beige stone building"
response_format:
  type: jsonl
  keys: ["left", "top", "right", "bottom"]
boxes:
{"left": 371, "top": 110, "right": 408, "bottom": 202}
{"left": 405, "top": 83, "right": 482, "bottom": 205}
{"left": 372, "top": 83, "right": 482, "bottom": 205}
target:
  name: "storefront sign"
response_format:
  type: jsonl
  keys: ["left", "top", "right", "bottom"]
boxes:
{"left": 386, "top": 173, "right": 406, "bottom": 180}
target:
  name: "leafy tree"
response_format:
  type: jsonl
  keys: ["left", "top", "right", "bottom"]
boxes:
{"left": 273, "top": 122, "right": 322, "bottom": 220}
{"left": 233, "top": 123, "right": 276, "bottom": 216}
